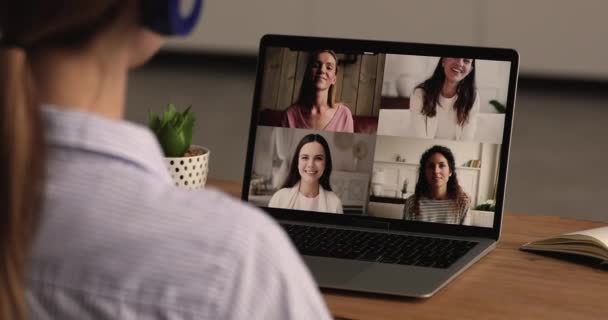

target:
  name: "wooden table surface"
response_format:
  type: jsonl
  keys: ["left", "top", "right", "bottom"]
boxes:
{"left": 207, "top": 179, "right": 608, "bottom": 320}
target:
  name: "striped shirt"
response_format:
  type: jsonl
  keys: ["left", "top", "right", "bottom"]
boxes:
{"left": 403, "top": 196, "right": 471, "bottom": 225}
{"left": 27, "top": 105, "right": 331, "bottom": 319}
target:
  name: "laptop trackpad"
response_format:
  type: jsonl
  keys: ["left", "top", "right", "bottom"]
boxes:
{"left": 303, "top": 255, "right": 452, "bottom": 298}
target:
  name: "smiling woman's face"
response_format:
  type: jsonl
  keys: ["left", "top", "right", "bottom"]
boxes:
{"left": 297, "top": 141, "right": 326, "bottom": 185}
{"left": 424, "top": 152, "right": 452, "bottom": 189}
{"left": 442, "top": 57, "right": 474, "bottom": 83}
{"left": 311, "top": 52, "right": 337, "bottom": 90}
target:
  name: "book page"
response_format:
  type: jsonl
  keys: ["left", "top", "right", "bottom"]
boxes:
{"left": 521, "top": 226, "right": 608, "bottom": 262}
{"left": 567, "top": 226, "right": 608, "bottom": 245}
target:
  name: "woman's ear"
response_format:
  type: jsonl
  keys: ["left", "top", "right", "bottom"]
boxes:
{"left": 127, "top": 28, "right": 164, "bottom": 68}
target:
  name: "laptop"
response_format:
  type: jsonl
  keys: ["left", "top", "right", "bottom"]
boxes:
{"left": 242, "top": 34, "right": 519, "bottom": 297}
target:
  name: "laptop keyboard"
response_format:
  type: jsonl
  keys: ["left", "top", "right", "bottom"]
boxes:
{"left": 281, "top": 223, "right": 478, "bottom": 269}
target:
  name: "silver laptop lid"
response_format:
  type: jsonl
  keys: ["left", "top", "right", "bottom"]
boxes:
{"left": 242, "top": 35, "right": 519, "bottom": 241}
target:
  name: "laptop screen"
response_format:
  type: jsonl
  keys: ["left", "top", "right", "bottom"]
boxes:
{"left": 244, "top": 36, "right": 517, "bottom": 231}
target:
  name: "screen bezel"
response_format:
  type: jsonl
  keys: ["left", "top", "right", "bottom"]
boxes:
{"left": 242, "top": 34, "right": 519, "bottom": 241}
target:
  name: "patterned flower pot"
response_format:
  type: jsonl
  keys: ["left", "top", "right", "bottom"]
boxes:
{"left": 165, "top": 145, "right": 209, "bottom": 190}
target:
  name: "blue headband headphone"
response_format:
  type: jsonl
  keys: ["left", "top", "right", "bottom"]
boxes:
{"left": 0, "top": 0, "right": 202, "bottom": 48}
{"left": 142, "top": 0, "right": 203, "bottom": 36}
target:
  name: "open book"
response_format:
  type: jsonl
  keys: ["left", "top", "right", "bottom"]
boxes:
{"left": 520, "top": 226, "right": 608, "bottom": 263}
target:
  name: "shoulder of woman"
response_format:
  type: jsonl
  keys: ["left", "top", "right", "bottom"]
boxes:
{"left": 97, "top": 188, "right": 295, "bottom": 288}
{"left": 405, "top": 196, "right": 416, "bottom": 206}
{"left": 326, "top": 189, "right": 340, "bottom": 199}
{"left": 319, "top": 187, "right": 336, "bottom": 198}
{"left": 325, "top": 190, "right": 343, "bottom": 209}
{"left": 269, "top": 187, "right": 298, "bottom": 207}
{"left": 270, "top": 187, "right": 290, "bottom": 200}
{"left": 403, "top": 196, "right": 416, "bottom": 215}
{"left": 473, "top": 91, "right": 481, "bottom": 106}
{"left": 122, "top": 187, "right": 285, "bottom": 256}
{"left": 413, "top": 87, "right": 426, "bottom": 97}
{"left": 277, "top": 186, "right": 298, "bottom": 196}
{"left": 336, "top": 103, "right": 352, "bottom": 113}
{"left": 285, "top": 103, "right": 302, "bottom": 113}
{"left": 409, "top": 89, "right": 425, "bottom": 110}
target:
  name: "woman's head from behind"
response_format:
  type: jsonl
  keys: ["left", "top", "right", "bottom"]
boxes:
{"left": 297, "top": 49, "right": 339, "bottom": 108}
{"left": 1, "top": 1, "right": 163, "bottom": 69}
{"left": 418, "top": 57, "right": 476, "bottom": 126}
{"left": 283, "top": 134, "right": 333, "bottom": 191}
{"left": 1, "top": 1, "right": 165, "bottom": 318}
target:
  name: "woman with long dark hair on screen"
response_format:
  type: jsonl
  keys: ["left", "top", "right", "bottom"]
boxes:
{"left": 269, "top": 134, "right": 343, "bottom": 213}
{"left": 410, "top": 57, "right": 480, "bottom": 141}
{"left": 403, "top": 145, "right": 471, "bottom": 225}
{"left": 282, "top": 50, "right": 354, "bottom": 133}
{"left": 0, "top": 1, "right": 330, "bottom": 319}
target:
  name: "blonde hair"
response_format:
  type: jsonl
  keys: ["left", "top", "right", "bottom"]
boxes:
{"left": 0, "top": 1, "right": 125, "bottom": 318}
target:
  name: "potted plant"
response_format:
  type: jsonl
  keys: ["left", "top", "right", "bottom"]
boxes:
{"left": 148, "top": 104, "right": 209, "bottom": 189}
{"left": 475, "top": 199, "right": 496, "bottom": 211}
{"left": 470, "top": 199, "right": 496, "bottom": 227}
{"left": 489, "top": 100, "right": 506, "bottom": 113}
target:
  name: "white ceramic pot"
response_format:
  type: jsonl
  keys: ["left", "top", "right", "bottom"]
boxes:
{"left": 165, "top": 145, "right": 209, "bottom": 190}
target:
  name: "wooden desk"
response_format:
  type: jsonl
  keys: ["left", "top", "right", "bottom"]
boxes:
{"left": 208, "top": 179, "right": 608, "bottom": 320}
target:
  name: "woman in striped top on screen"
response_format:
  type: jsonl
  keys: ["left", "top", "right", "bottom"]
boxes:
{"left": 403, "top": 145, "right": 471, "bottom": 225}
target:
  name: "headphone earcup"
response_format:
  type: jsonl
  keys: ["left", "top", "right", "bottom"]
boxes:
{"left": 142, "top": 0, "right": 203, "bottom": 36}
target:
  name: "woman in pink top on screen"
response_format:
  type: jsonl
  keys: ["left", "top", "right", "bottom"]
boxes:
{"left": 282, "top": 50, "right": 355, "bottom": 132}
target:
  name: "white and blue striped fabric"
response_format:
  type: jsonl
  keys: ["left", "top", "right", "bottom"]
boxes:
{"left": 27, "top": 105, "right": 331, "bottom": 319}
{"left": 403, "top": 196, "right": 471, "bottom": 225}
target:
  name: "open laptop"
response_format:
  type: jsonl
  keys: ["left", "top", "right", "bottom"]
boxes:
{"left": 242, "top": 35, "right": 519, "bottom": 297}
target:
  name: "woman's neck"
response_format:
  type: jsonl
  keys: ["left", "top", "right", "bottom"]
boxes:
{"left": 429, "top": 186, "right": 448, "bottom": 200}
{"left": 30, "top": 46, "right": 128, "bottom": 120}
{"left": 441, "top": 81, "right": 458, "bottom": 98}
{"left": 311, "top": 90, "right": 330, "bottom": 111}
{"left": 299, "top": 180, "right": 320, "bottom": 197}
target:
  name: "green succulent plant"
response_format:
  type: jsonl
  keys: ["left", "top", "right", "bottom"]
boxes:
{"left": 148, "top": 104, "right": 195, "bottom": 157}
{"left": 489, "top": 99, "right": 506, "bottom": 113}
{"left": 475, "top": 199, "right": 496, "bottom": 211}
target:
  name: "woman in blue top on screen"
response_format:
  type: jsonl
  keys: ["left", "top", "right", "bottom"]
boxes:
{"left": 410, "top": 57, "right": 480, "bottom": 141}
{"left": 403, "top": 145, "right": 471, "bottom": 225}
{"left": 269, "top": 134, "right": 343, "bottom": 213}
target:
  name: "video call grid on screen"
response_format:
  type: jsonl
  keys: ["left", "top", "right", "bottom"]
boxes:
{"left": 247, "top": 46, "right": 512, "bottom": 229}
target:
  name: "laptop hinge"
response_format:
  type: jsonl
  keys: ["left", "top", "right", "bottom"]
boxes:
{"left": 349, "top": 218, "right": 390, "bottom": 232}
